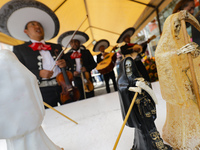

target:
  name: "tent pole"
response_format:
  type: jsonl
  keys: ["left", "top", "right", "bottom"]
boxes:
{"left": 156, "top": 8, "right": 162, "bottom": 35}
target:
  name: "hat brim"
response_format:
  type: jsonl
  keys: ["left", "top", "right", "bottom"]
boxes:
{"left": 57, "top": 31, "right": 89, "bottom": 48}
{"left": 0, "top": 0, "right": 59, "bottom": 41}
{"left": 116, "top": 27, "right": 135, "bottom": 43}
{"left": 93, "top": 39, "right": 110, "bottom": 52}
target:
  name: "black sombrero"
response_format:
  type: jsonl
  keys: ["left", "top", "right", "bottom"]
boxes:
{"left": 0, "top": 0, "right": 59, "bottom": 41}
{"left": 57, "top": 31, "right": 89, "bottom": 48}
{"left": 116, "top": 27, "right": 135, "bottom": 43}
{"left": 93, "top": 39, "right": 110, "bottom": 52}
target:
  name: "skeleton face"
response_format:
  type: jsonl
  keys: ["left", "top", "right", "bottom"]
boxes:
{"left": 125, "top": 59, "right": 132, "bottom": 77}
{"left": 174, "top": 18, "right": 181, "bottom": 39}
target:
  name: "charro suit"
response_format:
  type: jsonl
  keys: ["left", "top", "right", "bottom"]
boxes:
{"left": 13, "top": 41, "right": 62, "bottom": 80}
{"left": 64, "top": 47, "right": 97, "bottom": 100}
{"left": 97, "top": 53, "right": 117, "bottom": 93}
{"left": 13, "top": 41, "right": 63, "bottom": 107}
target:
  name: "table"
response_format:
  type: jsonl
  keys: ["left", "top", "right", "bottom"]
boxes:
{"left": 0, "top": 82, "right": 167, "bottom": 150}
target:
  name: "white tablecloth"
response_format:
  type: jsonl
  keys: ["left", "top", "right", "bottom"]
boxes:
{"left": 0, "top": 82, "right": 167, "bottom": 150}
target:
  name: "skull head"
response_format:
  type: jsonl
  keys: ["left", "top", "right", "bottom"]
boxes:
{"left": 174, "top": 18, "right": 181, "bottom": 39}
{"left": 125, "top": 59, "right": 132, "bottom": 77}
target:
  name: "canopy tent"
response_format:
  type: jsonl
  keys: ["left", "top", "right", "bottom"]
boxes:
{"left": 0, "top": 0, "right": 172, "bottom": 55}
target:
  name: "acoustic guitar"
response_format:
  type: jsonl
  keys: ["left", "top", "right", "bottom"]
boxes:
{"left": 80, "top": 58, "right": 94, "bottom": 99}
{"left": 81, "top": 71, "right": 94, "bottom": 92}
{"left": 125, "top": 35, "right": 156, "bottom": 59}
{"left": 96, "top": 52, "right": 117, "bottom": 75}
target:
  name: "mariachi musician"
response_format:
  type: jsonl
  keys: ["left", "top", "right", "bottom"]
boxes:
{"left": 93, "top": 39, "right": 118, "bottom": 93}
{"left": 117, "top": 27, "right": 151, "bottom": 82}
{"left": 58, "top": 31, "right": 97, "bottom": 100}
{"left": 0, "top": 0, "right": 66, "bottom": 108}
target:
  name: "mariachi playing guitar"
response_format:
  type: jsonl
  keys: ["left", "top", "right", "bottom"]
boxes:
{"left": 125, "top": 35, "right": 156, "bottom": 59}
{"left": 96, "top": 52, "right": 117, "bottom": 75}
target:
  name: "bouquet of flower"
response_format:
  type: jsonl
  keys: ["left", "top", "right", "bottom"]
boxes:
{"left": 142, "top": 56, "right": 158, "bottom": 82}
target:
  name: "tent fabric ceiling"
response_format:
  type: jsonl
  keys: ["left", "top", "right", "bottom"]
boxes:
{"left": 0, "top": 0, "right": 172, "bottom": 55}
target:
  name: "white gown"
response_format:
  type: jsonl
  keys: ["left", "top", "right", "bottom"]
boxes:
{"left": 155, "top": 11, "right": 200, "bottom": 149}
{"left": 0, "top": 49, "right": 62, "bottom": 150}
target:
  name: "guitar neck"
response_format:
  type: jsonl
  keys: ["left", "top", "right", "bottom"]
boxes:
{"left": 147, "top": 35, "right": 156, "bottom": 43}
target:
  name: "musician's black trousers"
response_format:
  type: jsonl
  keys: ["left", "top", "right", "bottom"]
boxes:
{"left": 40, "top": 85, "right": 62, "bottom": 108}
{"left": 103, "top": 70, "right": 118, "bottom": 93}
{"left": 74, "top": 76, "right": 94, "bottom": 100}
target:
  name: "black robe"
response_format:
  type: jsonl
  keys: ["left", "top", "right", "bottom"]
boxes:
{"left": 117, "top": 57, "right": 172, "bottom": 150}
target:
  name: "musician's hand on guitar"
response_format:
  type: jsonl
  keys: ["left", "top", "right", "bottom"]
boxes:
{"left": 102, "top": 52, "right": 109, "bottom": 57}
{"left": 112, "top": 46, "right": 118, "bottom": 51}
{"left": 56, "top": 59, "right": 66, "bottom": 68}
{"left": 81, "top": 67, "right": 87, "bottom": 72}
{"left": 73, "top": 71, "right": 80, "bottom": 77}
{"left": 39, "top": 70, "right": 54, "bottom": 79}
{"left": 133, "top": 44, "right": 142, "bottom": 52}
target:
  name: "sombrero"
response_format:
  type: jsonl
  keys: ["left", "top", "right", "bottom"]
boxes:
{"left": 93, "top": 39, "right": 110, "bottom": 52}
{"left": 116, "top": 27, "right": 135, "bottom": 43}
{"left": 0, "top": 0, "right": 59, "bottom": 41}
{"left": 57, "top": 31, "right": 89, "bottom": 48}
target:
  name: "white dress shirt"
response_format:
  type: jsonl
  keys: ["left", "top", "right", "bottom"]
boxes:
{"left": 73, "top": 49, "right": 82, "bottom": 73}
{"left": 31, "top": 39, "right": 61, "bottom": 79}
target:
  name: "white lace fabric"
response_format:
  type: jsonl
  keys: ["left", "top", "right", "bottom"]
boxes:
{"left": 155, "top": 11, "right": 200, "bottom": 149}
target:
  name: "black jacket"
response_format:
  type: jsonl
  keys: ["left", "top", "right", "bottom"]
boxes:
{"left": 13, "top": 41, "right": 63, "bottom": 81}
{"left": 64, "top": 47, "right": 97, "bottom": 74}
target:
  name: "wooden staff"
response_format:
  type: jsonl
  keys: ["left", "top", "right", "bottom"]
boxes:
{"left": 113, "top": 92, "right": 138, "bottom": 150}
{"left": 43, "top": 102, "right": 78, "bottom": 125}
{"left": 181, "top": 20, "right": 200, "bottom": 112}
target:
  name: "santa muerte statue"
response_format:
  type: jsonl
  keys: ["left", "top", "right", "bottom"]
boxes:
{"left": 0, "top": 50, "right": 63, "bottom": 150}
{"left": 117, "top": 57, "right": 172, "bottom": 150}
{"left": 156, "top": 10, "right": 200, "bottom": 149}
